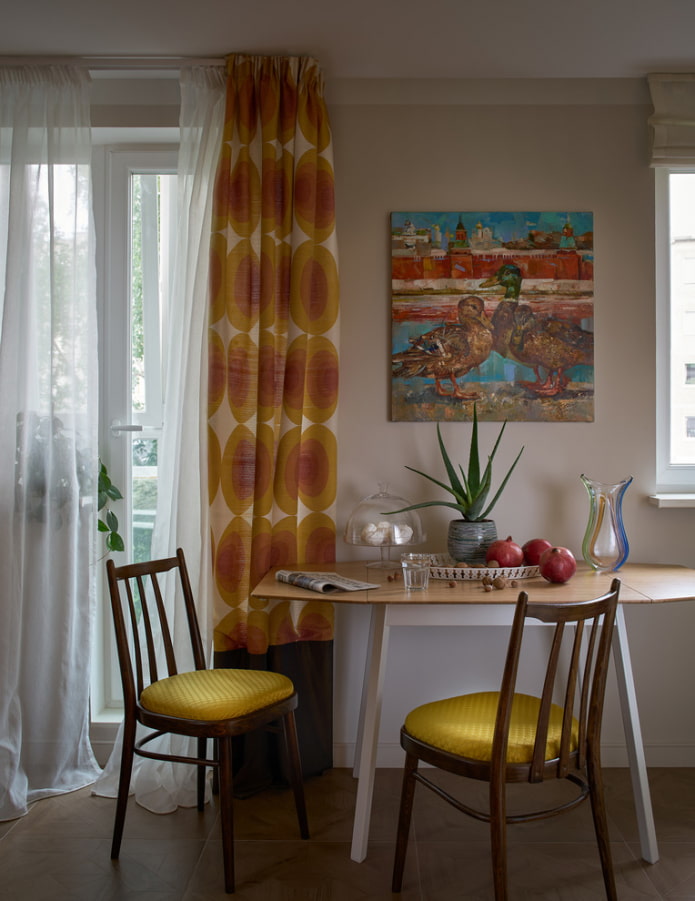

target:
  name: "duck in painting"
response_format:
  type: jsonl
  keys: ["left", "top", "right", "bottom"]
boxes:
{"left": 480, "top": 263, "right": 523, "bottom": 301}
{"left": 482, "top": 263, "right": 525, "bottom": 360}
{"left": 490, "top": 299, "right": 521, "bottom": 362}
{"left": 392, "top": 295, "right": 493, "bottom": 399}
{"left": 509, "top": 305, "right": 593, "bottom": 396}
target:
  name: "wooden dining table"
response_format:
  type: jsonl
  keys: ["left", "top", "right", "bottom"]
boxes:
{"left": 251, "top": 559, "right": 695, "bottom": 865}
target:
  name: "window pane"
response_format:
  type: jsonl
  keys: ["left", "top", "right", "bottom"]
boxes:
{"left": 131, "top": 437, "right": 158, "bottom": 563}
{"left": 127, "top": 171, "right": 174, "bottom": 562}
{"left": 668, "top": 173, "right": 695, "bottom": 464}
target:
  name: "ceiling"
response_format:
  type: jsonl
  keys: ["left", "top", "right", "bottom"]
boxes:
{"left": 2, "top": 0, "right": 695, "bottom": 81}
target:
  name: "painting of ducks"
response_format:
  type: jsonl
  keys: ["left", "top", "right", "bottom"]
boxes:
{"left": 391, "top": 211, "right": 594, "bottom": 422}
{"left": 392, "top": 296, "right": 493, "bottom": 398}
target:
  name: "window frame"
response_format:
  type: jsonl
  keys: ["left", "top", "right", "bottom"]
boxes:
{"left": 655, "top": 166, "right": 695, "bottom": 491}
{"left": 91, "top": 141, "right": 178, "bottom": 720}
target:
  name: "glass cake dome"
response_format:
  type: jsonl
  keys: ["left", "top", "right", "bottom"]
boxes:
{"left": 343, "top": 482, "right": 425, "bottom": 567}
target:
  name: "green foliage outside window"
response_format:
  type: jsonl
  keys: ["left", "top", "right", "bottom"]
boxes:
{"left": 97, "top": 460, "right": 124, "bottom": 553}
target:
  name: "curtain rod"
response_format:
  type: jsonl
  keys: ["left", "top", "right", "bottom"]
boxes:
{"left": 0, "top": 56, "right": 226, "bottom": 71}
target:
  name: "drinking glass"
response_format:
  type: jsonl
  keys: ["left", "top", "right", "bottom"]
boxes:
{"left": 401, "top": 553, "right": 431, "bottom": 590}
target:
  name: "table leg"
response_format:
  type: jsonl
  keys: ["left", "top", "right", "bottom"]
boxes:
{"left": 353, "top": 603, "right": 379, "bottom": 779}
{"left": 612, "top": 604, "right": 659, "bottom": 864}
{"left": 351, "top": 604, "right": 389, "bottom": 862}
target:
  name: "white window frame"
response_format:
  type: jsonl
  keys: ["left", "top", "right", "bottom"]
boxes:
{"left": 91, "top": 141, "right": 178, "bottom": 721}
{"left": 655, "top": 166, "right": 695, "bottom": 492}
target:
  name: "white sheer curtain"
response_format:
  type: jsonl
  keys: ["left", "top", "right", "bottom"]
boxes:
{"left": 93, "top": 66, "right": 226, "bottom": 813}
{"left": 0, "top": 66, "right": 101, "bottom": 820}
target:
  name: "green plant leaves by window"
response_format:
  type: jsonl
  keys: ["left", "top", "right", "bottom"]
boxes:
{"left": 98, "top": 460, "right": 124, "bottom": 552}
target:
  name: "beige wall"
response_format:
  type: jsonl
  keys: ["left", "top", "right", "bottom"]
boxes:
{"left": 90, "top": 74, "right": 695, "bottom": 767}
{"left": 328, "top": 79, "right": 695, "bottom": 766}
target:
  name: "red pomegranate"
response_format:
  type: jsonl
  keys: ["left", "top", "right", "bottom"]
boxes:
{"left": 485, "top": 536, "right": 524, "bottom": 568}
{"left": 539, "top": 546, "right": 577, "bottom": 583}
{"left": 522, "top": 537, "right": 553, "bottom": 566}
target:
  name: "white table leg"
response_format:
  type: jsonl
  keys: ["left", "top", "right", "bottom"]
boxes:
{"left": 612, "top": 604, "right": 659, "bottom": 863}
{"left": 353, "top": 603, "right": 379, "bottom": 779}
{"left": 350, "top": 604, "right": 389, "bottom": 862}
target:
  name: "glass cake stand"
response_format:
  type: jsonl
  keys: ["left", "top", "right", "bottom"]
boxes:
{"left": 343, "top": 483, "right": 425, "bottom": 568}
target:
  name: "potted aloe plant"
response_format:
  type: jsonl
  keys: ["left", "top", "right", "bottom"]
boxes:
{"left": 388, "top": 405, "right": 524, "bottom": 564}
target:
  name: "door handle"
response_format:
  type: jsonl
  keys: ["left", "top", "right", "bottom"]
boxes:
{"left": 110, "top": 420, "right": 144, "bottom": 436}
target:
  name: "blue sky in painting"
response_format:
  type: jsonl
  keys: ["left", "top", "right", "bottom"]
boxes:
{"left": 391, "top": 211, "right": 593, "bottom": 246}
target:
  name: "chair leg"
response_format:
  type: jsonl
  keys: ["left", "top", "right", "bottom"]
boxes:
{"left": 111, "top": 717, "right": 136, "bottom": 860}
{"left": 282, "top": 710, "right": 309, "bottom": 838}
{"left": 587, "top": 755, "right": 618, "bottom": 901}
{"left": 212, "top": 738, "right": 219, "bottom": 795}
{"left": 197, "top": 737, "right": 207, "bottom": 812}
{"left": 217, "top": 736, "right": 235, "bottom": 894}
{"left": 489, "top": 778, "right": 508, "bottom": 901}
{"left": 392, "top": 753, "right": 418, "bottom": 892}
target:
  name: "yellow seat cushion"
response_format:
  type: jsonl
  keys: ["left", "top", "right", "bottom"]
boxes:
{"left": 404, "top": 691, "right": 578, "bottom": 764}
{"left": 140, "top": 668, "right": 295, "bottom": 721}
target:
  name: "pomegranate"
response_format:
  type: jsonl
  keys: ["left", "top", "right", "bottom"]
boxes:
{"left": 522, "top": 537, "right": 553, "bottom": 566}
{"left": 485, "top": 536, "right": 524, "bottom": 568}
{"left": 539, "top": 546, "right": 577, "bottom": 583}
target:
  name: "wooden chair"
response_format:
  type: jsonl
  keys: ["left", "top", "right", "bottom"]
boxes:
{"left": 106, "top": 548, "right": 309, "bottom": 894}
{"left": 392, "top": 579, "right": 620, "bottom": 900}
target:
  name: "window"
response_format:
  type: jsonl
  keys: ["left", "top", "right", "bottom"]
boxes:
{"left": 128, "top": 169, "right": 177, "bottom": 562}
{"left": 91, "top": 143, "right": 177, "bottom": 718}
{"left": 655, "top": 168, "right": 695, "bottom": 487}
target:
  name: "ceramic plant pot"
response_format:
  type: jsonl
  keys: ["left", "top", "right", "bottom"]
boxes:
{"left": 447, "top": 519, "right": 497, "bottom": 565}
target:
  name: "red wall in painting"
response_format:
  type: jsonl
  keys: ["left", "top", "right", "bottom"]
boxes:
{"left": 392, "top": 249, "right": 593, "bottom": 284}
{"left": 392, "top": 257, "right": 423, "bottom": 280}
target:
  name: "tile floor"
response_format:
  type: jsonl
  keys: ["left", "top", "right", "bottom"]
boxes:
{"left": 2, "top": 766, "right": 695, "bottom": 899}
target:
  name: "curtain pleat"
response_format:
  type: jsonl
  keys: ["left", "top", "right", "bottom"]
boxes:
{"left": 0, "top": 66, "right": 100, "bottom": 820}
{"left": 209, "top": 55, "right": 339, "bottom": 787}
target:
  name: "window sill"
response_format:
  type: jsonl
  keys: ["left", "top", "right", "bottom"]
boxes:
{"left": 648, "top": 493, "right": 695, "bottom": 508}
{"left": 90, "top": 706, "right": 123, "bottom": 725}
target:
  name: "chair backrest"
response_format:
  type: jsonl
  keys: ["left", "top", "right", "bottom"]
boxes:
{"left": 492, "top": 578, "right": 620, "bottom": 782}
{"left": 106, "top": 548, "right": 206, "bottom": 712}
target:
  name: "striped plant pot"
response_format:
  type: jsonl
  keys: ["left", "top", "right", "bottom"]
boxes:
{"left": 447, "top": 519, "right": 497, "bottom": 565}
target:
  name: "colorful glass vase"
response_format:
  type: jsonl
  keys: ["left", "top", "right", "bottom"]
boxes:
{"left": 580, "top": 474, "right": 633, "bottom": 572}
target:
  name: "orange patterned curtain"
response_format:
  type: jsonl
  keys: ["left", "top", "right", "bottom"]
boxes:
{"left": 208, "top": 55, "right": 339, "bottom": 657}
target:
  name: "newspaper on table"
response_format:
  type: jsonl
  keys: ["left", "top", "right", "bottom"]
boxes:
{"left": 275, "top": 570, "right": 381, "bottom": 593}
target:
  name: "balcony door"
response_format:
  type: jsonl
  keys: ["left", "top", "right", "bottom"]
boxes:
{"left": 93, "top": 145, "right": 177, "bottom": 716}
{"left": 98, "top": 147, "right": 177, "bottom": 563}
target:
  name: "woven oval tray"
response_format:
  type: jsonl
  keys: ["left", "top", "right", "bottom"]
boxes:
{"left": 429, "top": 554, "right": 540, "bottom": 581}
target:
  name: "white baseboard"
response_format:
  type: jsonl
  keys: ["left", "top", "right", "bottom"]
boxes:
{"left": 332, "top": 742, "right": 695, "bottom": 769}
{"left": 90, "top": 720, "right": 120, "bottom": 767}
{"left": 600, "top": 741, "right": 695, "bottom": 768}
{"left": 91, "top": 727, "right": 695, "bottom": 772}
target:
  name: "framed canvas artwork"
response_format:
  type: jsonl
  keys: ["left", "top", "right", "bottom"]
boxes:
{"left": 391, "top": 211, "right": 594, "bottom": 422}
